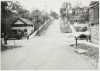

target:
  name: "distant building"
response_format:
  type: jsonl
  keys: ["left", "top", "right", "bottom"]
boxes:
{"left": 69, "top": 7, "right": 89, "bottom": 24}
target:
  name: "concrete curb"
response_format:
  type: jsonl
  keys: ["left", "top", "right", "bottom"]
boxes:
{"left": 71, "top": 40, "right": 99, "bottom": 48}
{"left": 78, "top": 41, "right": 99, "bottom": 48}
{"left": 29, "top": 20, "right": 51, "bottom": 39}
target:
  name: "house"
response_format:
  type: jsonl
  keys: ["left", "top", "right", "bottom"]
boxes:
{"left": 10, "top": 18, "right": 34, "bottom": 38}
{"left": 88, "top": 1, "right": 99, "bottom": 44}
{"left": 2, "top": 16, "right": 34, "bottom": 40}
{"left": 89, "top": 1, "right": 99, "bottom": 25}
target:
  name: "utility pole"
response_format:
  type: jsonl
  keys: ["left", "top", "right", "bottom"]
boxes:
{"left": 5, "top": 2, "right": 8, "bottom": 44}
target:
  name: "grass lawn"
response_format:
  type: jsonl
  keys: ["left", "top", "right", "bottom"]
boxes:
{"left": 70, "top": 43, "right": 99, "bottom": 66}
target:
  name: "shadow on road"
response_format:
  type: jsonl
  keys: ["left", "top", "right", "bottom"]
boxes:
{"left": 1, "top": 45, "right": 23, "bottom": 51}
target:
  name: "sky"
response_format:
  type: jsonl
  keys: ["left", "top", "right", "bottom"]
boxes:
{"left": 2, "top": 0, "right": 98, "bottom": 14}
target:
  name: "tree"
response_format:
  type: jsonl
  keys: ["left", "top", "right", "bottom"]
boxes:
{"left": 1, "top": 1, "right": 29, "bottom": 44}
{"left": 30, "top": 9, "right": 50, "bottom": 31}
{"left": 50, "top": 11, "right": 59, "bottom": 19}
{"left": 1, "top": 1, "right": 11, "bottom": 44}
{"left": 60, "top": 2, "right": 71, "bottom": 24}
{"left": 30, "top": 9, "right": 42, "bottom": 31}
{"left": 60, "top": 2, "right": 69, "bottom": 18}
{"left": 6, "top": 1, "right": 30, "bottom": 17}
{"left": 60, "top": 2, "right": 71, "bottom": 20}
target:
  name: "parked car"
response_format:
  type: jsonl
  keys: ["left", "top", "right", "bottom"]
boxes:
{"left": 74, "top": 24, "right": 91, "bottom": 41}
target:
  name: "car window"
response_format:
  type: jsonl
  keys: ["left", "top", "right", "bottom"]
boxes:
{"left": 74, "top": 26, "right": 87, "bottom": 32}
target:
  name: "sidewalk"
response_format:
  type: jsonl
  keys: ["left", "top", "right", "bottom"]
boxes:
{"left": 29, "top": 20, "right": 51, "bottom": 39}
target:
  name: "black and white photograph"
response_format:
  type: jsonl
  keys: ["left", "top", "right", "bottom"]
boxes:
{"left": 1, "top": 0, "right": 99, "bottom": 70}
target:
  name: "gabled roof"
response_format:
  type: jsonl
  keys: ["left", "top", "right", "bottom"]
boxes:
{"left": 19, "top": 18, "right": 33, "bottom": 25}
{"left": 11, "top": 18, "right": 33, "bottom": 26}
{"left": 89, "top": 1, "right": 99, "bottom": 8}
{"left": 2, "top": 13, "right": 33, "bottom": 30}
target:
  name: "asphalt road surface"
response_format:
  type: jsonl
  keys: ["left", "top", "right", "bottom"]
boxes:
{"left": 1, "top": 19, "right": 95, "bottom": 70}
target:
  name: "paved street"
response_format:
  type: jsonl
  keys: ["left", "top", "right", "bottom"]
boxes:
{"left": 1, "top": 19, "right": 95, "bottom": 70}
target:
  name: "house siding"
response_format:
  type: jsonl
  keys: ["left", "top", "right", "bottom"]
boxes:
{"left": 89, "top": 1, "right": 99, "bottom": 44}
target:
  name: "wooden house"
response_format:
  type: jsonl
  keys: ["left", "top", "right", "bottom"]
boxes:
{"left": 8, "top": 18, "right": 34, "bottom": 39}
